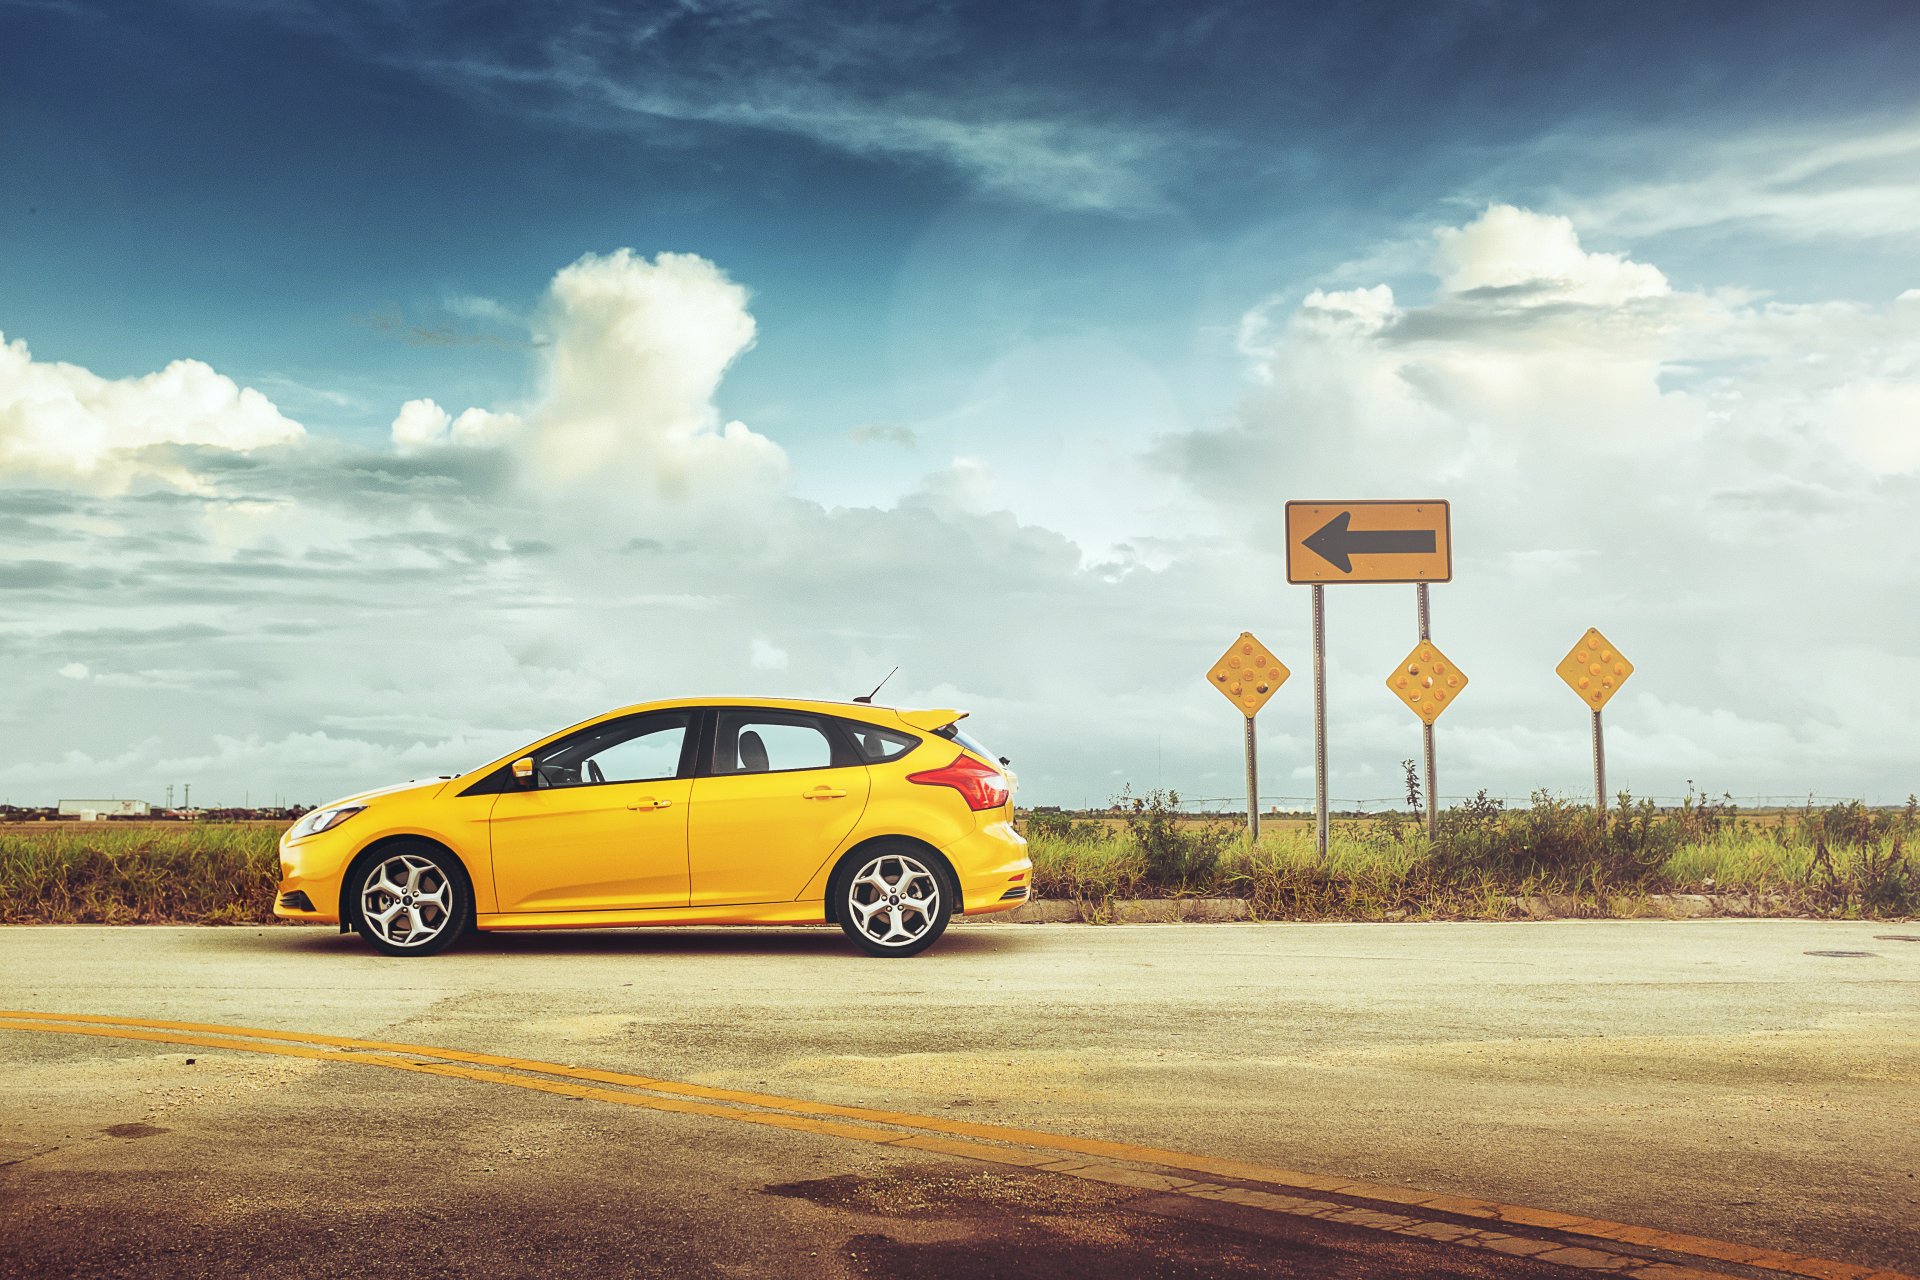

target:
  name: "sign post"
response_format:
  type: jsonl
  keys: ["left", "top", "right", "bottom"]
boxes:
{"left": 1418, "top": 584, "right": 1433, "bottom": 836}
{"left": 1312, "top": 587, "right": 1327, "bottom": 859}
{"left": 1288, "top": 500, "right": 1453, "bottom": 860}
{"left": 1556, "top": 628, "right": 1634, "bottom": 826}
{"left": 1384, "top": 619, "right": 1468, "bottom": 840}
{"left": 1205, "top": 632, "right": 1290, "bottom": 842}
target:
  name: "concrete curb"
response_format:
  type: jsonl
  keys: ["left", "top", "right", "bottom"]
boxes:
{"left": 958, "top": 892, "right": 1802, "bottom": 924}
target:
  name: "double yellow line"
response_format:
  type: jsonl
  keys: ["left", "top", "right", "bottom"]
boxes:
{"left": 0, "top": 1011, "right": 1905, "bottom": 1280}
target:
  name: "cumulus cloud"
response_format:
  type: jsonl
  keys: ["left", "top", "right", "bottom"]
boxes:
{"left": 1431, "top": 205, "right": 1669, "bottom": 304}
{"left": 0, "top": 332, "right": 303, "bottom": 485}
{"left": 391, "top": 250, "right": 787, "bottom": 498}
{"left": 1160, "top": 202, "right": 1920, "bottom": 804}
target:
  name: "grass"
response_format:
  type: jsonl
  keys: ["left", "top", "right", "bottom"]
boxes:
{"left": 1026, "top": 791, "right": 1919, "bottom": 922}
{"left": 1, "top": 791, "right": 1913, "bottom": 925}
{"left": 0, "top": 823, "right": 281, "bottom": 924}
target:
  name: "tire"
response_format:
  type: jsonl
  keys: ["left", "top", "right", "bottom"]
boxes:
{"left": 347, "top": 841, "right": 471, "bottom": 957}
{"left": 832, "top": 842, "right": 954, "bottom": 958}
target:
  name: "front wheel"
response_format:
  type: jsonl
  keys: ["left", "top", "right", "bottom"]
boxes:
{"left": 834, "top": 845, "right": 954, "bottom": 958}
{"left": 349, "top": 843, "right": 470, "bottom": 957}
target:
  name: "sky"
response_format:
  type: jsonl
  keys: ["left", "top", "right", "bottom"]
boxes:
{"left": 2, "top": 0, "right": 1917, "bottom": 810}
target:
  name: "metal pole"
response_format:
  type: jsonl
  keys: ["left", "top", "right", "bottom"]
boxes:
{"left": 1592, "top": 708, "right": 1607, "bottom": 828}
{"left": 1417, "top": 583, "right": 1436, "bottom": 841}
{"left": 1244, "top": 715, "right": 1259, "bottom": 844}
{"left": 1312, "top": 584, "right": 1328, "bottom": 861}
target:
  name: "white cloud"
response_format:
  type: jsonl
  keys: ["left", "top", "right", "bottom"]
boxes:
{"left": 1157, "top": 202, "right": 1920, "bottom": 806}
{"left": 389, "top": 397, "right": 520, "bottom": 453}
{"left": 1566, "top": 115, "right": 1920, "bottom": 243}
{"left": 0, "top": 331, "right": 304, "bottom": 486}
{"left": 1431, "top": 204, "right": 1668, "bottom": 304}
{"left": 393, "top": 250, "right": 787, "bottom": 498}
{"left": 57, "top": 661, "right": 88, "bottom": 680}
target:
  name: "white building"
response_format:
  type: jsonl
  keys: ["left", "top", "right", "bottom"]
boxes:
{"left": 57, "top": 799, "right": 151, "bottom": 819}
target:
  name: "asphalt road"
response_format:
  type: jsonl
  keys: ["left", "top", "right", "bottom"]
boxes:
{"left": 1, "top": 920, "right": 1915, "bottom": 1279}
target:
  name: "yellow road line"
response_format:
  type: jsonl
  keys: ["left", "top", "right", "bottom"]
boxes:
{"left": 0, "top": 1011, "right": 1906, "bottom": 1280}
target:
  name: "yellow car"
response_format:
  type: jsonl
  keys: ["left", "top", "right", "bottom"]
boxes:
{"left": 275, "top": 698, "right": 1029, "bottom": 957}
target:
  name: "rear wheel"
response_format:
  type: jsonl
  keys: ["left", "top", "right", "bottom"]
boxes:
{"left": 834, "top": 844, "right": 953, "bottom": 958}
{"left": 349, "top": 843, "right": 469, "bottom": 957}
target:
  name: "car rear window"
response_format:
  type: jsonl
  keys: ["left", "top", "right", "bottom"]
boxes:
{"left": 934, "top": 722, "right": 998, "bottom": 763}
{"left": 839, "top": 720, "right": 920, "bottom": 763}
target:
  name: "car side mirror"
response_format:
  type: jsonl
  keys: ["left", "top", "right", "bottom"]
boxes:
{"left": 511, "top": 757, "right": 536, "bottom": 788}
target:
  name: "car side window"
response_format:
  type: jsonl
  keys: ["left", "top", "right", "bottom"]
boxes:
{"left": 534, "top": 712, "right": 690, "bottom": 788}
{"left": 710, "top": 710, "right": 840, "bottom": 775}
{"left": 839, "top": 720, "right": 920, "bottom": 763}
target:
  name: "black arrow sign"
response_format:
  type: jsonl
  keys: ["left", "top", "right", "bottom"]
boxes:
{"left": 1302, "top": 510, "right": 1436, "bottom": 574}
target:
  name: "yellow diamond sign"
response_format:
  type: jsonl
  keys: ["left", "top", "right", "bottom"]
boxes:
{"left": 1207, "top": 632, "right": 1289, "bottom": 717}
{"left": 1558, "top": 627, "right": 1634, "bottom": 710}
{"left": 1386, "top": 640, "right": 1467, "bottom": 725}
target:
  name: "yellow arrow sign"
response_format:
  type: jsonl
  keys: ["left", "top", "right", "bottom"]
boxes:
{"left": 1286, "top": 500, "right": 1452, "bottom": 584}
{"left": 1207, "top": 632, "right": 1289, "bottom": 717}
{"left": 1558, "top": 628, "right": 1634, "bottom": 710}
{"left": 1386, "top": 640, "right": 1468, "bottom": 724}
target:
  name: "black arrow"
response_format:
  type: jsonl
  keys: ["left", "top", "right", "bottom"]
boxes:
{"left": 1302, "top": 511, "right": 1435, "bottom": 574}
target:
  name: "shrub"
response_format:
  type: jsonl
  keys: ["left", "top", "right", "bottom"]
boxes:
{"left": 1110, "top": 787, "right": 1232, "bottom": 892}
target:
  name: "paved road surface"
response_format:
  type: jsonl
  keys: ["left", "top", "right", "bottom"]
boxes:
{"left": 2, "top": 920, "right": 1914, "bottom": 1278}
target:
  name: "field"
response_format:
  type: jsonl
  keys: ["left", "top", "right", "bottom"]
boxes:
{"left": 0, "top": 792, "right": 1913, "bottom": 924}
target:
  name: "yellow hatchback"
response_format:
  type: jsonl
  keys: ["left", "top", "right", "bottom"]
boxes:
{"left": 274, "top": 698, "right": 1030, "bottom": 957}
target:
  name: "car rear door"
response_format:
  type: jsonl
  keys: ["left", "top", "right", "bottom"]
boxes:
{"left": 687, "top": 708, "right": 870, "bottom": 906}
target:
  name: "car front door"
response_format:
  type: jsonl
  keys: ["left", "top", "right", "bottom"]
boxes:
{"left": 687, "top": 708, "right": 870, "bottom": 906}
{"left": 488, "top": 710, "right": 695, "bottom": 913}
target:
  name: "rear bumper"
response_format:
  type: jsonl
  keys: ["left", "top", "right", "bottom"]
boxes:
{"left": 946, "top": 818, "right": 1031, "bottom": 914}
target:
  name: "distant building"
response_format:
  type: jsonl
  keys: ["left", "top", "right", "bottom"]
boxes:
{"left": 57, "top": 799, "right": 151, "bottom": 819}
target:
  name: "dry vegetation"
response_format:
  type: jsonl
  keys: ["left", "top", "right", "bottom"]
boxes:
{"left": 0, "top": 791, "right": 1913, "bottom": 925}
{"left": 1027, "top": 789, "right": 1919, "bottom": 921}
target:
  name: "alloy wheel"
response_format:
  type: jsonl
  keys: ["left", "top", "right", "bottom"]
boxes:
{"left": 845, "top": 853, "right": 941, "bottom": 949}
{"left": 359, "top": 853, "right": 454, "bottom": 949}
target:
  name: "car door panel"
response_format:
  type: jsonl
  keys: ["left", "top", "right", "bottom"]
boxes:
{"left": 688, "top": 768, "right": 869, "bottom": 905}
{"left": 488, "top": 779, "right": 693, "bottom": 912}
{"left": 687, "top": 708, "right": 870, "bottom": 905}
{"left": 484, "top": 709, "right": 696, "bottom": 913}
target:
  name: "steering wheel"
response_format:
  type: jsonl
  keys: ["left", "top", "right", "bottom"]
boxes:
{"left": 586, "top": 759, "right": 605, "bottom": 785}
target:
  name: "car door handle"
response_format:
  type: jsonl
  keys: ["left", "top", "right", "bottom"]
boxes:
{"left": 802, "top": 787, "right": 848, "bottom": 800}
{"left": 626, "top": 798, "right": 673, "bottom": 810}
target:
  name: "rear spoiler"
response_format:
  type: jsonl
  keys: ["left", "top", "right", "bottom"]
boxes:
{"left": 898, "top": 708, "right": 968, "bottom": 734}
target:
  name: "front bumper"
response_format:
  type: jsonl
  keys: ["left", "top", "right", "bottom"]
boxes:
{"left": 273, "top": 830, "right": 350, "bottom": 924}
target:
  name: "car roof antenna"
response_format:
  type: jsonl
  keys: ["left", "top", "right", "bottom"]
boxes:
{"left": 853, "top": 666, "right": 899, "bottom": 705}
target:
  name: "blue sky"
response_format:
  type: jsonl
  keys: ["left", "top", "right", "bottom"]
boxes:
{"left": 3, "top": 0, "right": 1918, "bottom": 807}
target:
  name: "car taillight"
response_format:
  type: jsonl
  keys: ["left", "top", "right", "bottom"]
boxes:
{"left": 907, "top": 754, "right": 1010, "bottom": 811}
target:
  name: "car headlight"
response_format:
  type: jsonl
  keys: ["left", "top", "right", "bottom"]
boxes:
{"left": 289, "top": 804, "right": 366, "bottom": 841}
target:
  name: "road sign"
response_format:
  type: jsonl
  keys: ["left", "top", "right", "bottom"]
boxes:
{"left": 1286, "top": 500, "right": 1451, "bottom": 584}
{"left": 1206, "top": 632, "right": 1289, "bottom": 717}
{"left": 1386, "top": 639, "right": 1468, "bottom": 726}
{"left": 1557, "top": 628, "right": 1633, "bottom": 710}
